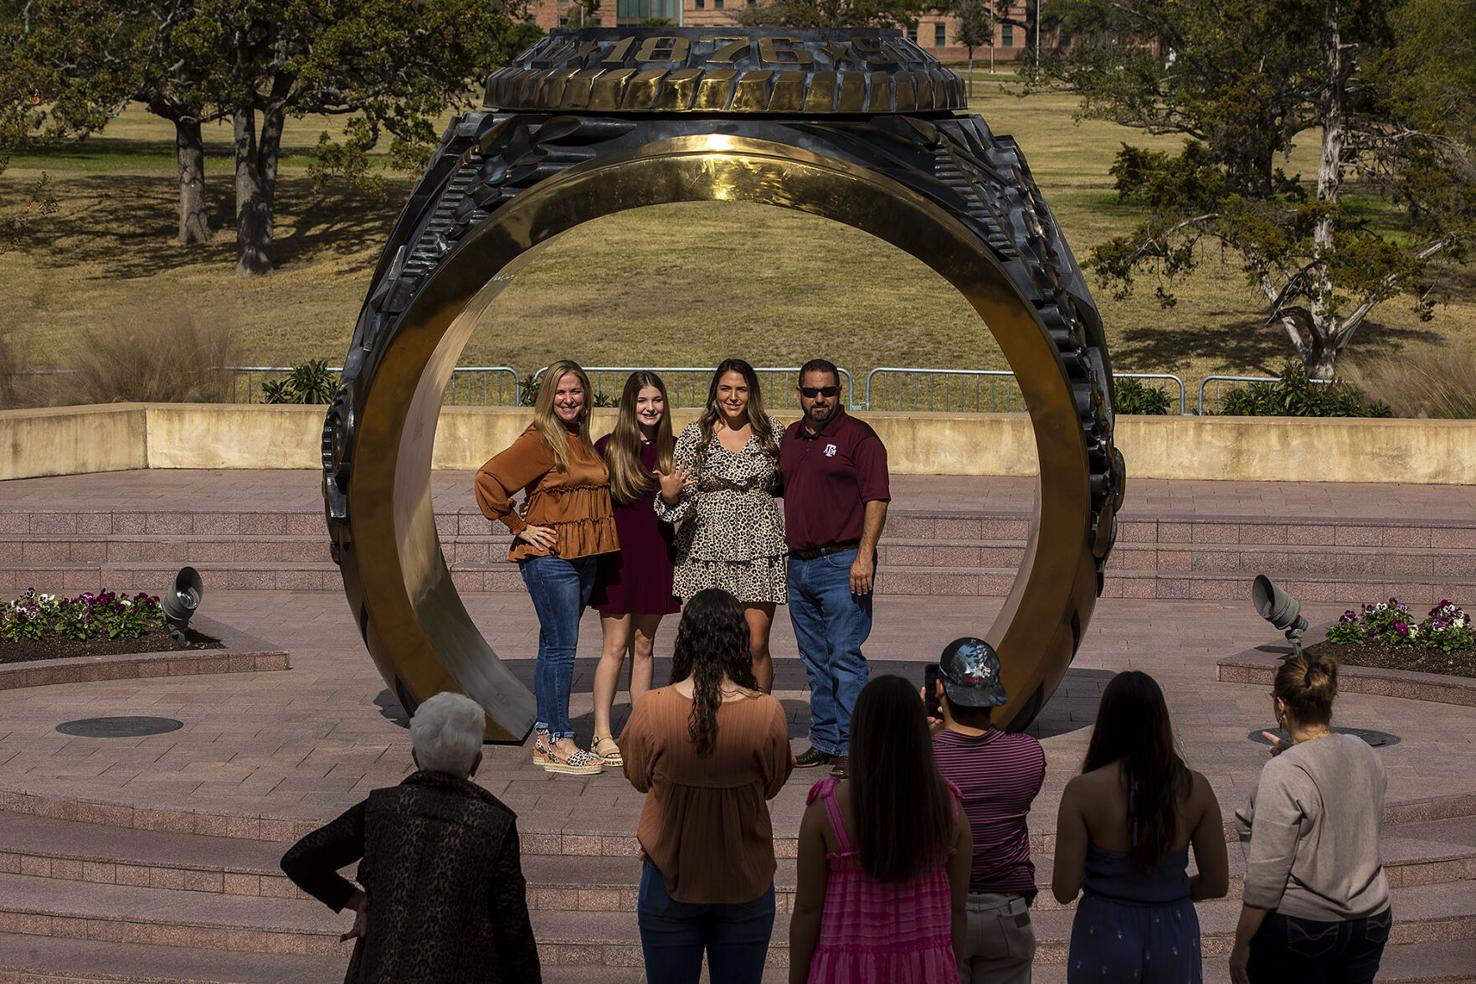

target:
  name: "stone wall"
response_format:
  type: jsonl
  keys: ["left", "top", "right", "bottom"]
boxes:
{"left": 4, "top": 404, "right": 1475, "bottom": 484}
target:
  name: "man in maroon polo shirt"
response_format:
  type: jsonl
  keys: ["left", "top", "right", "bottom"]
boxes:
{"left": 780, "top": 358, "right": 890, "bottom": 778}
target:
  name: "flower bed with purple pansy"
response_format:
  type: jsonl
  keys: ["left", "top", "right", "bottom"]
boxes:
{"left": 1310, "top": 599, "right": 1476, "bottom": 679}
{"left": 0, "top": 589, "right": 219, "bottom": 664}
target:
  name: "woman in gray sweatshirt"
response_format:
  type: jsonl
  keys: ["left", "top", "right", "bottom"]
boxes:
{"left": 1229, "top": 652, "right": 1391, "bottom": 984}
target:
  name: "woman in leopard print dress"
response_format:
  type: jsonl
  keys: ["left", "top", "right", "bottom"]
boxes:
{"left": 655, "top": 359, "right": 787, "bottom": 692}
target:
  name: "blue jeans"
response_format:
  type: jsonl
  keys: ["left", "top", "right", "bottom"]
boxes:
{"left": 518, "top": 554, "right": 596, "bottom": 740}
{"left": 787, "top": 547, "right": 873, "bottom": 757}
{"left": 1247, "top": 908, "right": 1392, "bottom": 984}
{"left": 637, "top": 860, "right": 775, "bottom": 984}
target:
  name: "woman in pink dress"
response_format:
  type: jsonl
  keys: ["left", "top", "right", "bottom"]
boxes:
{"left": 789, "top": 675, "right": 973, "bottom": 984}
{"left": 589, "top": 371, "right": 682, "bottom": 766}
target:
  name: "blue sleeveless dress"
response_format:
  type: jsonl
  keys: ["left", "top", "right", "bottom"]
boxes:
{"left": 1066, "top": 843, "right": 1202, "bottom": 983}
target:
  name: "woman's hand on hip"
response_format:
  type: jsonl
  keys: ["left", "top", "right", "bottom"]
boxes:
{"left": 516, "top": 524, "right": 558, "bottom": 553}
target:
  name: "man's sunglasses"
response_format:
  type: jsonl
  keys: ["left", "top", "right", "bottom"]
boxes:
{"left": 800, "top": 386, "right": 840, "bottom": 398}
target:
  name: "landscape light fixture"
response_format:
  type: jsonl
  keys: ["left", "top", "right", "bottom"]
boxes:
{"left": 1251, "top": 574, "right": 1309, "bottom": 655}
{"left": 161, "top": 566, "right": 203, "bottom": 643}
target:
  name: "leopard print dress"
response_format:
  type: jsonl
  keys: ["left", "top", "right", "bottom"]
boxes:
{"left": 655, "top": 417, "right": 788, "bottom": 605}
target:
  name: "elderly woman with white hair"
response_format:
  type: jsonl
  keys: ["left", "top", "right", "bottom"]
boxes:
{"left": 281, "top": 692, "right": 541, "bottom": 983}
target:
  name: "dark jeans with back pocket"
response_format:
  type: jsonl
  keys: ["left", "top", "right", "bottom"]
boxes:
{"left": 1247, "top": 907, "right": 1392, "bottom": 984}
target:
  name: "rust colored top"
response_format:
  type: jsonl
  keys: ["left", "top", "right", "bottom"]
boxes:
{"left": 620, "top": 686, "right": 795, "bottom": 904}
{"left": 474, "top": 424, "right": 620, "bottom": 562}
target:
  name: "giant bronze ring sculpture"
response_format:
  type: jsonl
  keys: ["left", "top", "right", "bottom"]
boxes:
{"left": 323, "top": 28, "right": 1125, "bottom": 740}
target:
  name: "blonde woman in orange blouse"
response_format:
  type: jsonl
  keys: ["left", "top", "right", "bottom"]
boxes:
{"left": 475, "top": 360, "right": 619, "bottom": 775}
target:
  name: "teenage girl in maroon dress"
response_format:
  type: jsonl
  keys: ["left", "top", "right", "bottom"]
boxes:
{"left": 590, "top": 371, "right": 681, "bottom": 766}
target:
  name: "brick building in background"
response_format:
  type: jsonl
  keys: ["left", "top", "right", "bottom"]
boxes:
{"left": 527, "top": 0, "right": 1055, "bottom": 64}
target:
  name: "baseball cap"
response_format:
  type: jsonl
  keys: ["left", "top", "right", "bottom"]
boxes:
{"left": 939, "top": 637, "right": 1007, "bottom": 708}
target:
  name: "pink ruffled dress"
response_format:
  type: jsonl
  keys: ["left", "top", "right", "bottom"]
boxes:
{"left": 804, "top": 776, "right": 961, "bottom": 984}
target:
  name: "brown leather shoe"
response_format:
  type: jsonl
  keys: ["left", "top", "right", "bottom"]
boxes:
{"left": 829, "top": 755, "right": 849, "bottom": 778}
{"left": 795, "top": 746, "right": 835, "bottom": 768}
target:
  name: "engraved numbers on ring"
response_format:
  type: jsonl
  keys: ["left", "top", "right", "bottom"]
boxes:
{"left": 757, "top": 36, "right": 812, "bottom": 65}
{"left": 702, "top": 37, "right": 749, "bottom": 63}
{"left": 634, "top": 36, "right": 692, "bottom": 63}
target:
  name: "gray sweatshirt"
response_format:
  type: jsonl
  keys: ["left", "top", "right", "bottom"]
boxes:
{"left": 1235, "top": 733, "right": 1391, "bottom": 921}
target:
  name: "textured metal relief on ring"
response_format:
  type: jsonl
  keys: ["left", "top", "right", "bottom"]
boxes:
{"left": 326, "top": 28, "right": 1124, "bottom": 740}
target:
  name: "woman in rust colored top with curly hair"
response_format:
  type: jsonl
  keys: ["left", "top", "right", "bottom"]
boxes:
{"left": 475, "top": 360, "right": 618, "bottom": 776}
{"left": 619, "top": 587, "right": 795, "bottom": 984}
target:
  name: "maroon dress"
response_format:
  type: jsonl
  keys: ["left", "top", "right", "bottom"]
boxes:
{"left": 591, "top": 436, "right": 681, "bottom": 616}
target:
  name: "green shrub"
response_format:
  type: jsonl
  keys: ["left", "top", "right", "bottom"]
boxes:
{"left": 1114, "top": 377, "right": 1173, "bottom": 414}
{"left": 262, "top": 360, "right": 338, "bottom": 404}
{"left": 1217, "top": 361, "right": 1392, "bottom": 417}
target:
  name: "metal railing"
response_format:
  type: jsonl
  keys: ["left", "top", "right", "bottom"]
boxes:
{"left": 531, "top": 365, "right": 856, "bottom": 408}
{"left": 865, "top": 367, "right": 1022, "bottom": 413}
{"left": 1120, "top": 372, "right": 1187, "bottom": 416}
{"left": 864, "top": 368, "right": 1187, "bottom": 414}
{"left": 443, "top": 367, "right": 521, "bottom": 406}
{"left": 226, "top": 366, "right": 521, "bottom": 405}
{"left": 1196, "top": 374, "right": 1331, "bottom": 415}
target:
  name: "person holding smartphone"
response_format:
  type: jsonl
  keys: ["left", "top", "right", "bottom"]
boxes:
{"left": 926, "top": 638, "right": 1047, "bottom": 984}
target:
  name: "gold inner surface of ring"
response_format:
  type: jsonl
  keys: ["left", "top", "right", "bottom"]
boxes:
{"left": 347, "top": 133, "right": 1096, "bottom": 739}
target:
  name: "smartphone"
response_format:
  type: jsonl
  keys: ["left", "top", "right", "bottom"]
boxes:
{"left": 923, "top": 664, "right": 941, "bottom": 719}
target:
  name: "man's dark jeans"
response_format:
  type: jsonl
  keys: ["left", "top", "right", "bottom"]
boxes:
{"left": 1248, "top": 907, "right": 1392, "bottom": 984}
{"left": 637, "top": 860, "right": 775, "bottom": 984}
{"left": 787, "top": 546, "right": 873, "bottom": 757}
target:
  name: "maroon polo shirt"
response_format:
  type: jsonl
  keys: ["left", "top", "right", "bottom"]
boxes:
{"left": 780, "top": 407, "right": 890, "bottom": 552}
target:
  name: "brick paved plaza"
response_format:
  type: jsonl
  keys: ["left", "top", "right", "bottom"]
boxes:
{"left": 0, "top": 469, "right": 1473, "bottom": 981}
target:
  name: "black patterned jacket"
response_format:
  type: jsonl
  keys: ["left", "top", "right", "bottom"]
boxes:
{"left": 281, "top": 769, "right": 541, "bottom": 984}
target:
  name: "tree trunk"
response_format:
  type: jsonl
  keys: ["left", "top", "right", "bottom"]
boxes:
{"left": 259, "top": 106, "right": 284, "bottom": 245}
{"left": 967, "top": 50, "right": 974, "bottom": 96}
{"left": 1306, "top": 0, "right": 1348, "bottom": 380}
{"left": 175, "top": 118, "right": 211, "bottom": 245}
{"left": 233, "top": 108, "right": 272, "bottom": 276}
{"left": 1308, "top": 345, "right": 1338, "bottom": 381}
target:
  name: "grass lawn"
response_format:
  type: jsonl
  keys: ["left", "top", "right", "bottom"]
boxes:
{"left": 1, "top": 82, "right": 1470, "bottom": 404}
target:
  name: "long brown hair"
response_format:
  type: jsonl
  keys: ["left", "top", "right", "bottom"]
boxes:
{"left": 668, "top": 589, "right": 759, "bottom": 756}
{"left": 696, "top": 358, "right": 777, "bottom": 470}
{"left": 849, "top": 675, "right": 956, "bottom": 883}
{"left": 1081, "top": 671, "right": 1192, "bottom": 875}
{"left": 1274, "top": 651, "right": 1338, "bottom": 728}
{"left": 605, "top": 371, "right": 674, "bottom": 505}
{"left": 531, "top": 360, "right": 593, "bottom": 473}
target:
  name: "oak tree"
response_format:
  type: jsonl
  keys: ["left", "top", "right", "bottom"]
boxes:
{"left": 1049, "top": 0, "right": 1475, "bottom": 378}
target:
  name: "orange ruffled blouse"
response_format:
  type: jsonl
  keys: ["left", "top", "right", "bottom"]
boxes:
{"left": 474, "top": 425, "right": 620, "bottom": 562}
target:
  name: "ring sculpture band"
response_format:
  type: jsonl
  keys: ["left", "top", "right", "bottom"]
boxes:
{"left": 322, "top": 28, "right": 1125, "bottom": 741}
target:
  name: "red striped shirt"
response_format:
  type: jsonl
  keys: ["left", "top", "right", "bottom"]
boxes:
{"left": 931, "top": 728, "right": 1046, "bottom": 896}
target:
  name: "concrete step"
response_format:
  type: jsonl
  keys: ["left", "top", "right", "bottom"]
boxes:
{"left": 1100, "top": 570, "right": 1476, "bottom": 604}
{"left": 1103, "top": 541, "right": 1476, "bottom": 578}
{"left": 0, "top": 861, "right": 1470, "bottom": 961}
{"left": 1028, "top": 939, "right": 1476, "bottom": 984}
{"left": 10, "top": 504, "right": 1473, "bottom": 532}
{"left": 6, "top": 807, "right": 1474, "bottom": 910}
{"left": 0, "top": 812, "right": 295, "bottom": 900}
{"left": 0, "top": 931, "right": 645, "bottom": 984}
{"left": 5, "top": 509, "right": 1472, "bottom": 549}
{"left": 0, "top": 928, "right": 1470, "bottom": 984}
{"left": 9, "top": 556, "right": 1474, "bottom": 602}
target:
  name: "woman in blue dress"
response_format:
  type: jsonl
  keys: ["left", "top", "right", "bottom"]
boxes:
{"left": 1052, "top": 671, "right": 1229, "bottom": 983}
